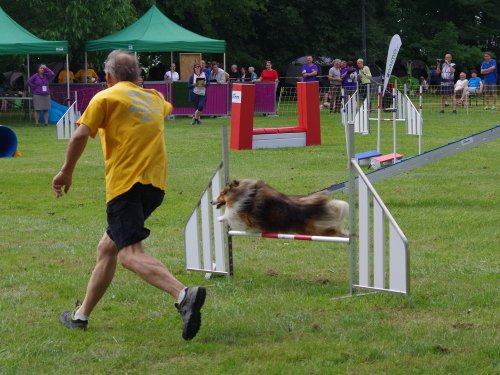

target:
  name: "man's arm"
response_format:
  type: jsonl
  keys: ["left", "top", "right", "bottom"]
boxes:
{"left": 52, "top": 124, "right": 91, "bottom": 198}
{"left": 480, "top": 62, "right": 495, "bottom": 75}
{"left": 364, "top": 67, "right": 372, "bottom": 79}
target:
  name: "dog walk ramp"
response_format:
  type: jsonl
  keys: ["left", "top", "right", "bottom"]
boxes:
{"left": 324, "top": 124, "right": 500, "bottom": 195}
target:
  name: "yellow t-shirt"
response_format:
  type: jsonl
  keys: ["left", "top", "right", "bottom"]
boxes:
{"left": 75, "top": 68, "right": 99, "bottom": 83}
{"left": 58, "top": 70, "right": 75, "bottom": 84}
{"left": 77, "top": 81, "right": 173, "bottom": 202}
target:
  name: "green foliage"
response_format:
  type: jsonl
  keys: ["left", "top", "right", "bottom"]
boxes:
{"left": 0, "top": 0, "right": 137, "bottom": 61}
{"left": 0, "top": 0, "right": 498, "bottom": 72}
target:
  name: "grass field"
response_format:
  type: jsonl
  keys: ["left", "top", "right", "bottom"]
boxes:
{"left": 0, "top": 109, "right": 499, "bottom": 374}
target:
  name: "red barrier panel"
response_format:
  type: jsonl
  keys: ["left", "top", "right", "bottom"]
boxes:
{"left": 230, "top": 84, "right": 255, "bottom": 150}
{"left": 230, "top": 81, "right": 321, "bottom": 150}
{"left": 297, "top": 82, "right": 321, "bottom": 145}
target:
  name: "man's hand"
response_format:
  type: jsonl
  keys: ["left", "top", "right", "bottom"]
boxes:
{"left": 52, "top": 171, "right": 72, "bottom": 198}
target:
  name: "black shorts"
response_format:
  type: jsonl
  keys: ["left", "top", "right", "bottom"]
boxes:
{"left": 106, "top": 183, "right": 164, "bottom": 250}
{"left": 439, "top": 83, "right": 453, "bottom": 96}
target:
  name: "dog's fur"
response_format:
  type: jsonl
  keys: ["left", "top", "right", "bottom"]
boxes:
{"left": 212, "top": 179, "right": 349, "bottom": 237}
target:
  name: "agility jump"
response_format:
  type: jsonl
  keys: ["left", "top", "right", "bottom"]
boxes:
{"left": 230, "top": 82, "right": 321, "bottom": 150}
{"left": 56, "top": 92, "right": 79, "bottom": 140}
{"left": 184, "top": 126, "right": 410, "bottom": 297}
{"left": 344, "top": 85, "right": 423, "bottom": 168}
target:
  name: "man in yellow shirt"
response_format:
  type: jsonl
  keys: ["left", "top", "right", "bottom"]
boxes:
{"left": 74, "top": 62, "right": 99, "bottom": 83}
{"left": 57, "top": 62, "right": 75, "bottom": 84}
{"left": 52, "top": 50, "right": 206, "bottom": 341}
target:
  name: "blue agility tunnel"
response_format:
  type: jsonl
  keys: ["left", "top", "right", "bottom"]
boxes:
{"left": 0, "top": 125, "right": 18, "bottom": 157}
{"left": 49, "top": 100, "right": 68, "bottom": 124}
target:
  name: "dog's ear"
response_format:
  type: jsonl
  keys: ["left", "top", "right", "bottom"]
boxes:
{"left": 229, "top": 180, "right": 240, "bottom": 188}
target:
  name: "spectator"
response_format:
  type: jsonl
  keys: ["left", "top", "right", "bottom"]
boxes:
{"left": 75, "top": 63, "right": 99, "bottom": 83}
{"left": 256, "top": 61, "right": 279, "bottom": 84}
{"left": 240, "top": 66, "right": 250, "bottom": 82}
{"left": 467, "top": 69, "right": 483, "bottom": 94}
{"left": 429, "top": 64, "right": 440, "bottom": 88}
{"left": 188, "top": 63, "right": 207, "bottom": 125}
{"left": 480, "top": 52, "right": 497, "bottom": 110}
{"left": 340, "top": 60, "right": 347, "bottom": 70}
{"left": 453, "top": 72, "right": 468, "bottom": 112}
{"left": 201, "top": 60, "right": 212, "bottom": 80}
{"left": 327, "top": 59, "right": 342, "bottom": 112}
{"left": 248, "top": 66, "right": 258, "bottom": 82}
{"left": 209, "top": 62, "right": 229, "bottom": 83}
{"left": 436, "top": 53, "right": 456, "bottom": 113}
{"left": 419, "top": 76, "right": 429, "bottom": 91}
{"left": 302, "top": 55, "right": 318, "bottom": 82}
{"left": 229, "top": 64, "right": 241, "bottom": 82}
{"left": 52, "top": 50, "right": 206, "bottom": 340}
{"left": 27, "top": 64, "right": 54, "bottom": 127}
{"left": 164, "top": 63, "right": 179, "bottom": 83}
{"left": 356, "top": 58, "right": 372, "bottom": 99}
{"left": 341, "top": 61, "right": 357, "bottom": 99}
{"left": 57, "top": 62, "right": 74, "bottom": 84}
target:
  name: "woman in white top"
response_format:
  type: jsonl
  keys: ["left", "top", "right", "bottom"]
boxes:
{"left": 453, "top": 72, "right": 469, "bottom": 111}
{"left": 187, "top": 64, "right": 207, "bottom": 125}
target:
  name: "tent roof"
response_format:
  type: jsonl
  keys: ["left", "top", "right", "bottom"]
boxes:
{"left": 86, "top": 5, "right": 225, "bottom": 53}
{"left": 0, "top": 6, "right": 68, "bottom": 55}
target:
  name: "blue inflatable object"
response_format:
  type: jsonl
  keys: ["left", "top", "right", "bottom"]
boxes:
{"left": 48, "top": 100, "right": 69, "bottom": 124}
{"left": 0, "top": 125, "right": 18, "bottom": 157}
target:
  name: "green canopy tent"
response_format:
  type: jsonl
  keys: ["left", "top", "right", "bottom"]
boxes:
{"left": 85, "top": 5, "right": 226, "bottom": 78}
{"left": 0, "top": 6, "right": 70, "bottom": 101}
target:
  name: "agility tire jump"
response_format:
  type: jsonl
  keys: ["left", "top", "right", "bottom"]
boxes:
{"left": 184, "top": 126, "right": 410, "bottom": 297}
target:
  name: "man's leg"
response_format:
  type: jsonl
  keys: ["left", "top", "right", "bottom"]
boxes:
{"left": 78, "top": 232, "right": 118, "bottom": 316}
{"left": 60, "top": 232, "right": 117, "bottom": 329}
{"left": 34, "top": 110, "right": 39, "bottom": 125}
{"left": 452, "top": 92, "right": 458, "bottom": 111}
{"left": 118, "top": 242, "right": 185, "bottom": 298}
{"left": 118, "top": 242, "right": 206, "bottom": 340}
{"left": 484, "top": 86, "right": 491, "bottom": 108}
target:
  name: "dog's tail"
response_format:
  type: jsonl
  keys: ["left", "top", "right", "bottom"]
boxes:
{"left": 329, "top": 199, "right": 349, "bottom": 222}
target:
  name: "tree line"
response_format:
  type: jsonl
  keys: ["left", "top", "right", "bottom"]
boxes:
{"left": 1, "top": 0, "right": 498, "bottom": 76}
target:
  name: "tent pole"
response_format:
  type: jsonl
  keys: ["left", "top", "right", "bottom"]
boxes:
{"left": 85, "top": 52, "right": 88, "bottom": 83}
{"left": 168, "top": 51, "right": 174, "bottom": 103}
{"left": 66, "top": 53, "right": 70, "bottom": 106}
{"left": 26, "top": 54, "right": 30, "bottom": 77}
{"left": 223, "top": 53, "right": 226, "bottom": 71}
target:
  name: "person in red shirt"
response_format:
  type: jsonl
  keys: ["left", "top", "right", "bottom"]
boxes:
{"left": 256, "top": 60, "right": 279, "bottom": 83}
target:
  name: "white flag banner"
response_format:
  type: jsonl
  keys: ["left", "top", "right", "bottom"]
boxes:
{"left": 383, "top": 34, "right": 402, "bottom": 95}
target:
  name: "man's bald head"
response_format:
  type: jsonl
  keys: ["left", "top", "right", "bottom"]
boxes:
{"left": 104, "top": 50, "right": 141, "bottom": 83}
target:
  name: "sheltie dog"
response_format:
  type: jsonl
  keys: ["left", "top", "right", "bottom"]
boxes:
{"left": 212, "top": 179, "right": 349, "bottom": 237}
